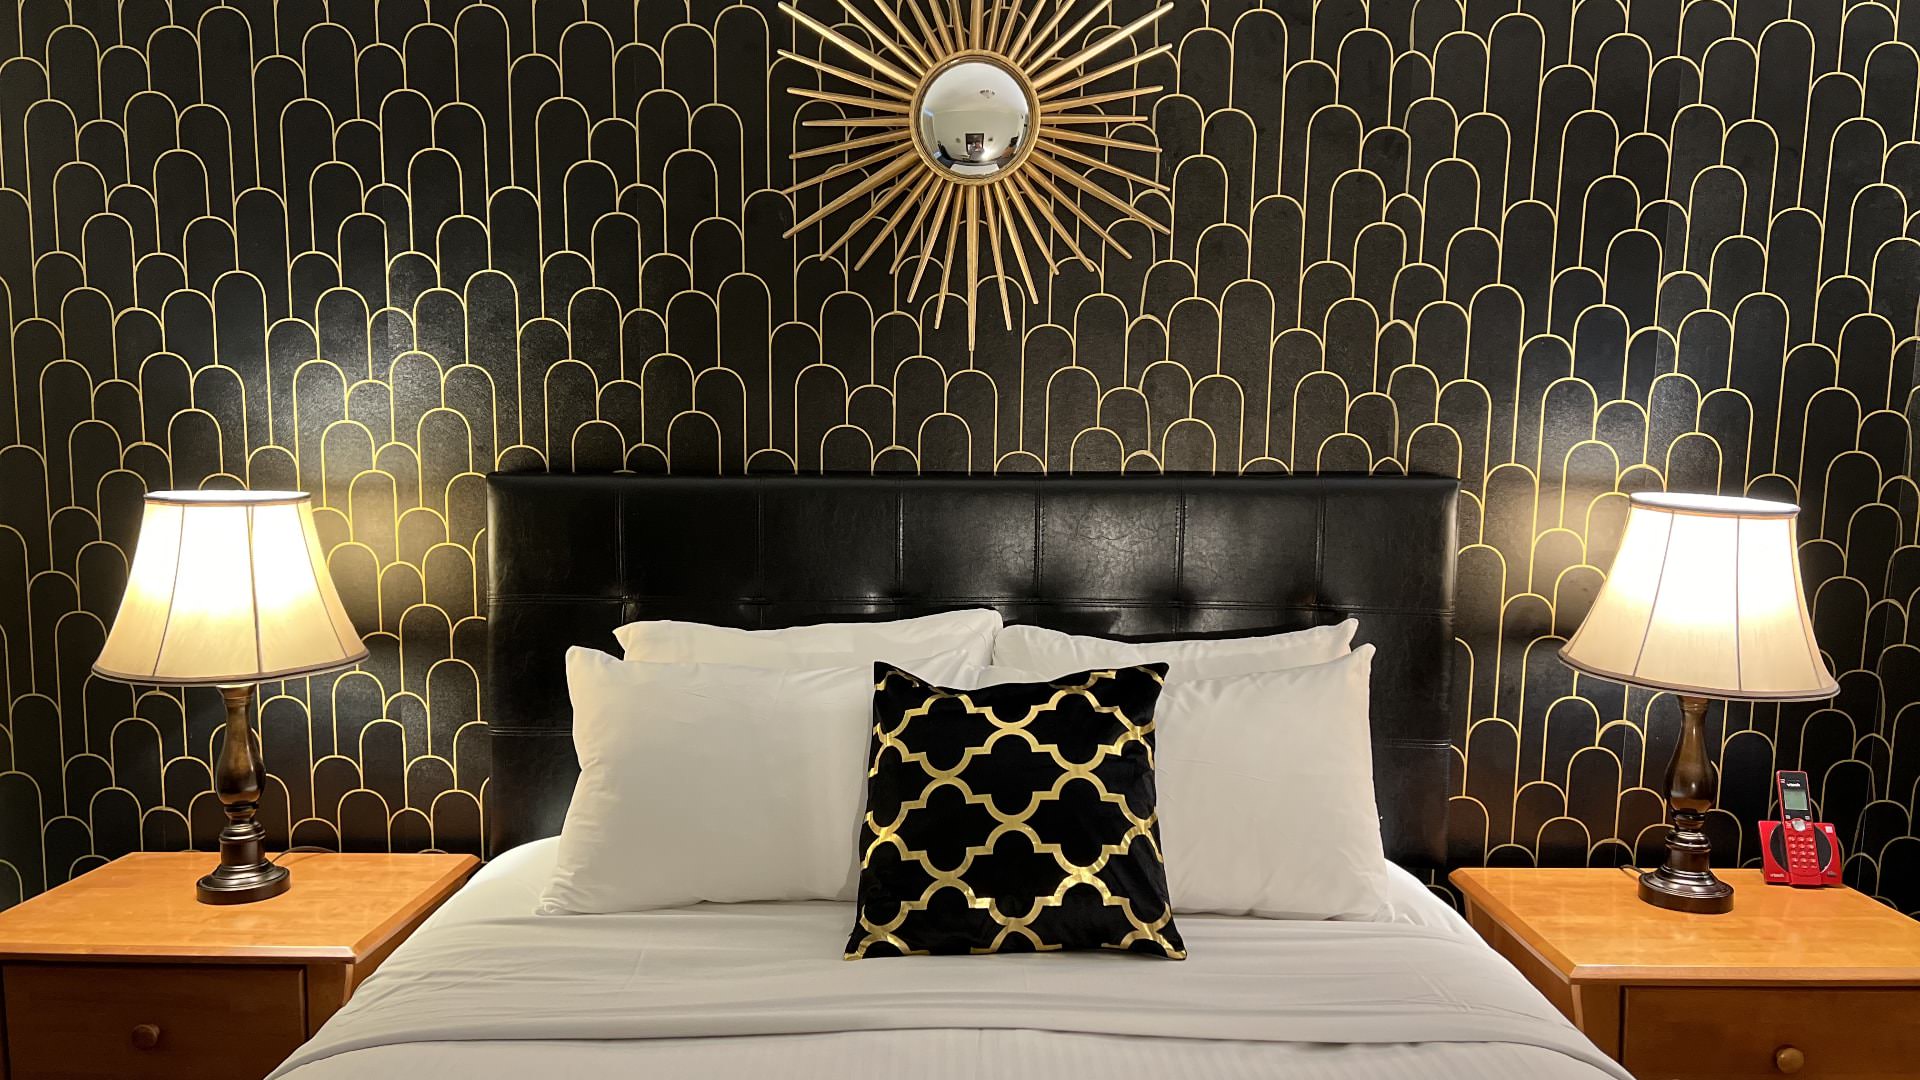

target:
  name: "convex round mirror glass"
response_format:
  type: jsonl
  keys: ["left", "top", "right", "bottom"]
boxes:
{"left": 914, "top": 58, "right": 1033, "bottom": 179}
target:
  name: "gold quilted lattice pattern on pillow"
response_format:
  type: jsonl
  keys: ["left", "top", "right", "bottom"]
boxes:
{"left": 847, "top": 663, "right": 1184, "bottom": 960}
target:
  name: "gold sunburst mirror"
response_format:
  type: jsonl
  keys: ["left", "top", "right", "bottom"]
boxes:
{"left": 780, "top": 0, "right": 1174, "bottom": 348}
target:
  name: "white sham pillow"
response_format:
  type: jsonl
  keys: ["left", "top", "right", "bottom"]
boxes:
{"left": 991, "top": 618, "right": 1356, "bottom": 681}
{"left": 614, "top": 608, "right": 1001, "bottom": 669}
{"left": 974, "top": 645, "right": 1386, "bottom": 919}
{"left": 538, "top": 646, "right": 975, "bottom": 915}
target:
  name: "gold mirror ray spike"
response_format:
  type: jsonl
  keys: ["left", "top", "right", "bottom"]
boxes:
{"left": 981, "top": 188, "right": 1014, "bottom": 328}
{"left": 791, "top": 130, "right": 910, "bottom": 162}
{"left": 1020, "top": 0, "right": 1113, "bottom": 71}
{"left": 1032, "top": 3, "right": 1172, "bottom": 92}
{"left": 780, "top": 0, "right": 1166, "bottom": 349}
{"left": 905, "top": 182, "right": 959, "bottom": 299}
{"left": 855, "top": 170, "right": 940, "bottom": 271}
{"left": 1042, "top": 84, "right": 1165, "bottom": 112}
{"left": 833, "top": 0, "right": 933, "bottom": 73}
{"left": 990, "top": 182, "right": 1041, "bottom": 304}
{"left": 789, "top": 87, "right": 912, "bottom": 112}
{"left": 1042, "top": 113, "right": 1150, "bottom": 125}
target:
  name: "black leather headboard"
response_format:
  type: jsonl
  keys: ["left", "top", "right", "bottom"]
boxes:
{"left": 485, "top": 474, "right": 1458, "bottom": 867}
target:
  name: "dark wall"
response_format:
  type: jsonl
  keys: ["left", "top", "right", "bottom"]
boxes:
{"left": 0, "top": 0, "right": 1916, "bottom": 912}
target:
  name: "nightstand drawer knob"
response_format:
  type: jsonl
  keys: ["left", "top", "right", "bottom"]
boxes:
{"left": 130, "top": 1023, "right": 162, "bottom": 1050}
{"left": 1774, "top": 1046, "right": 1804, "bottom": 1074}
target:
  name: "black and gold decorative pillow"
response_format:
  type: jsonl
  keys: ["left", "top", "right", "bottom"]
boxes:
{"left": 846, "top": 663, "right": 1184, "bottom": 960}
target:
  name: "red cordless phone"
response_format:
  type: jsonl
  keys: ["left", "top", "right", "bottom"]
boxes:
{"left": 1760, "top": 770, "right": 1841, "bottom": 886}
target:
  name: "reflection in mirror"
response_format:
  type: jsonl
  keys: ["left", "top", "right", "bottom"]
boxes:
{"left": 915, "top": 59, "right": 1031, "bottom": 179}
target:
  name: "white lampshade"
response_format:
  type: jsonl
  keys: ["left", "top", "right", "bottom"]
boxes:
{"left": 1560, "top": 492, "right": 1837, "bottom": 701}
{"left": 94, "top": 491, "right": 368, "bottom": 685}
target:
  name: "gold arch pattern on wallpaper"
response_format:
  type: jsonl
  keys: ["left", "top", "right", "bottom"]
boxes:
{"left": 0, "top": 0, "right": 1917, "bottom": 913}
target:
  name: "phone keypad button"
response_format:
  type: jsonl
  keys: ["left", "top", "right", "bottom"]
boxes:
{"left": 1784, "top": 829, "right": 1821, "bottom": 876}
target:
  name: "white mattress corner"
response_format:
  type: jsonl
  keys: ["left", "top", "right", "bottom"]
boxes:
{"left": 423, "top": 832, "right": 558, "bottom": 923}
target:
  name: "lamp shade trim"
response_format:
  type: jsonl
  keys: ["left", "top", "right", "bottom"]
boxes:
{"left": 91, "top": 652, "right": 372, "bottom": 687}
{"left": 142, "top": 489, "right": 312, "bottom": 506}
{"left": 1558, "top": 648, "right": 1839, "bottom": 702}
{"left": 1627, "top": 491, "right": 1799, "bottom": 519}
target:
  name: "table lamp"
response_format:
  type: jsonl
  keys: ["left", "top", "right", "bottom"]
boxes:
{"left": 94, "top": 491, "right": 367, "bottom": 904}
{"left": 1559, "top": 492, "right": 1837, "bottom": 913}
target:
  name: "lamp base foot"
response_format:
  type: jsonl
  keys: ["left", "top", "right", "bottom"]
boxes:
{"left": 196, "top": 820, "right": 289, "bottom": 905}
{"left": 197, "top": 859, "right": 289, "bottom": 904}
{"left": 197, "top": 860, "right": 289, "bottom": 904}
{"left": 1638, "top": 864, "right": 1733, "bottom": 914}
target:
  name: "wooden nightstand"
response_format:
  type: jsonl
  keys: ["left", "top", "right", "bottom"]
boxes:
{"left": 1451, "top": 868, "right": 1920, "bottom": 1080}
{"left": 0, "top": 850, "right": 477, "bottom": 1080}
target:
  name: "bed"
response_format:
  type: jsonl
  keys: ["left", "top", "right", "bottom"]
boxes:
{"left": 270, "top": 475, "right": 1629, "bottom": 1080}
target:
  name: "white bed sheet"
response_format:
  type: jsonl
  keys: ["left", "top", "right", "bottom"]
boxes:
{"left": 275, "top": 839, "right": 1625, "bottom": 1080}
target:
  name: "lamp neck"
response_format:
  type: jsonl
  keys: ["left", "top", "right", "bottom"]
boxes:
{"left": 214, "top": 684, "right": 262, "bottom": 823}
{"left": 1666, "top": 694, "right": 1718, "bottom": 818}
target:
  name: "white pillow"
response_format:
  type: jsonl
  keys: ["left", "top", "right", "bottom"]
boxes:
{"left": 615, "top": 608, "right": 1001, "bottom": 669}
{"left": 990, "top": 618, "right": 1356, "bottom": 680}
{"left": 539, "top": 646, "right": 975, "bottom": 915}
{"left": 973, "top": 645, "right": 1386, "bottom": 919}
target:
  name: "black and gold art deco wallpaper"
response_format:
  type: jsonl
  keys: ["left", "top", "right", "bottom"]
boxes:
{"left": 1, "top": 0, "right": 1916, "bottom": 913}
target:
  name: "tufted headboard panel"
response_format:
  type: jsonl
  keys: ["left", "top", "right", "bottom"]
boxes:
{"left": 485, "top": 474, "right": 1458, "bottom": 866}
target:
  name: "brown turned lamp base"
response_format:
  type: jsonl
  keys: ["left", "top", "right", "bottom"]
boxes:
{"left": 196, "top": 683, "right": 292, "bottom": 905}
{"left": 197, "top": 862, "right": 290, "bottom": 905}
{"left": 1638, "top": 693, "right": 1735, "bottom": 915}
{"left": 1638, "top": 862, "right": 1734, "bottom": 914}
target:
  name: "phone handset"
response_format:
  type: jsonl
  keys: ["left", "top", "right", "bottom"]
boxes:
{"left": 1760, "top": 770, "right": 1841, "bottom": 887}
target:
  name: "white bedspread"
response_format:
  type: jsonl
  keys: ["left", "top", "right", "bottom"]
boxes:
{"left": 273, "top": 840, "right": 1628, "bottom": 1080}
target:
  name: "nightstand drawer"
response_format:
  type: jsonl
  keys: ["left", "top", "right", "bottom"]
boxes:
{"left": 1623, "top": 987, "right": 1920, "bottom": 1079}
{"left": 3, "top": 962, "right": 308, "bottom": 1080}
